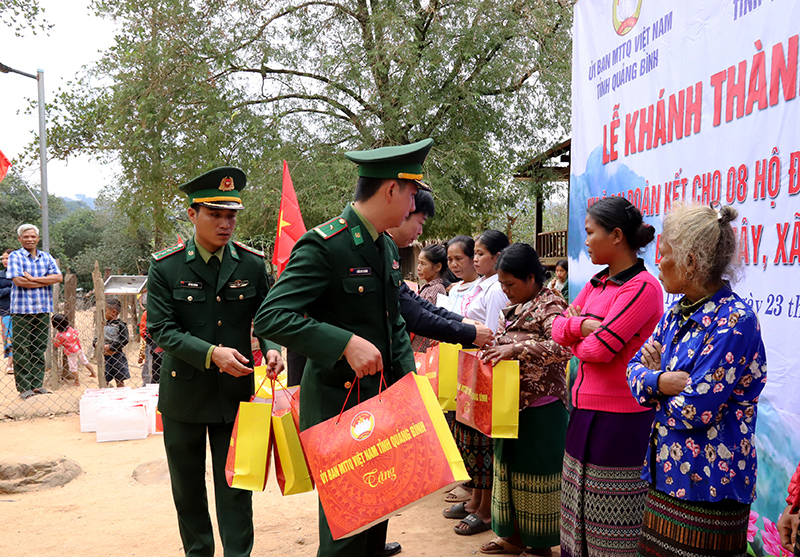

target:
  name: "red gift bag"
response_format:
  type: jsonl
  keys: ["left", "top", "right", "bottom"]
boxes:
{"left": 456, "top": 350, "right": 520, "bottom": 438}
{"left": 299, "top": 372, "right": 470, "bottom": 540}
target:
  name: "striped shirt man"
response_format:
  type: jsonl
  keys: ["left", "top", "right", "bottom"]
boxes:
{"left": 7, "top": 248, "right": 60, "bottom": 314}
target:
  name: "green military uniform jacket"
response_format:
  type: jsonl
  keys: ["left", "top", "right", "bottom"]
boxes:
{"left": 254, "top": 203, "right": 416, "bottom": 430}
{"left": 148, "top": 236, "right": 277, "bottom": 423}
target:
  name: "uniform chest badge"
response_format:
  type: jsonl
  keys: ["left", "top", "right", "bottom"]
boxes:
{"left": 391, "top": 260, "right": 400, "bottom": 270}
{"left": 180, "top": 281, "right": 203, "bottom": 289}
{"left": 350, "top": 267, "right": 372, "bottom": 276}
{"left": 228, "top": 279, "right": 250, "bottom": 289}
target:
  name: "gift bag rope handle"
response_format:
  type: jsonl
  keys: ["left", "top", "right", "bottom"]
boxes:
{"left": 255, "top": 372, "right": 272, "bottom": 397}
{"left": 270, "top": 376, "right": 297, "bottom": 406}
{"left": 335, "top": 369, "right": 387, "bottom": 425}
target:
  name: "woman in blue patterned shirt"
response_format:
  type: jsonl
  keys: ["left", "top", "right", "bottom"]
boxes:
{"left": 628, "top": 204, "right": 766, "bottom": 557}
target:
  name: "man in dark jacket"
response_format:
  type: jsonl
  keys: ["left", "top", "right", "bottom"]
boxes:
{"left": 385, "top": 190, "right": 493, "bottom": 349}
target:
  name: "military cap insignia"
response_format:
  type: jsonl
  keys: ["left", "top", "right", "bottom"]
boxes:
{"left": 219, "top": 176, "right": 235, "bottom": 191}
{"left": 152, "top": 242, "right": 186, "bottom": 260}
{"left": 313, "top": 217, "right": 347, "bottom": 240}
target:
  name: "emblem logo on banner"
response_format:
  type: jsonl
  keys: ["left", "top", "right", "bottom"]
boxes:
{"left": 350, "top": 411, "right": 375, "bottom": 441}
{"left": 612, "top": 0, "right": 642, "bottom": 36}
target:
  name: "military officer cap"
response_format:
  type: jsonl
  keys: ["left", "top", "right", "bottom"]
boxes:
{"left": 345, "top": 138, "right": 433, "bottom": 191}
{"left": 179, "top": 166, "right": 247, "bottom": 210}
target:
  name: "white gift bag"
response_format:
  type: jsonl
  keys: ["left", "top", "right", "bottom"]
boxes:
{"left": 95, "top": 397, "right": 149, "bottom": 442}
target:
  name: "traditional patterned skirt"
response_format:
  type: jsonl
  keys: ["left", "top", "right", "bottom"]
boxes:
{"left": 561, "top": 407, "right": 654, "bottom": 557}
{"left": 452, "top": 420, "right": 493, "bottom": 489}
{"left": 637, "top": 489, "right": 749, "bottom": 557}
{"left": 492, "top": 402, "right": 568, "bottom": 549}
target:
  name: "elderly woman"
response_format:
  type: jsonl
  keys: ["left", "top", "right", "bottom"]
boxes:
{"left": 478, "top": 243, "right": 571, "bottom": 557}
{"left": 628, "top": 204, "right": 766, "bottom": 557}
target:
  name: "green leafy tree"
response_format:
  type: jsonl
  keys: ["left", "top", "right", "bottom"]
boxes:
{"left": 47, "top": 0, "right": 573, "bottom": 254}
{"left": 0, "top": 0, "right": 49, "bottom": 36}
{"left": 47, "top": 0, "right": 280, "bottom": 251}
{"left": 206, "top": 0, "right": 574, "bottom": 239}
{"left": 0, "top": 172, "right": 66, "bottom": 253}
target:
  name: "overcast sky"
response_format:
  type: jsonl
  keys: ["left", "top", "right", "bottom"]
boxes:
{"left": 0, "top": 0, "right": 116, "bottom": 200}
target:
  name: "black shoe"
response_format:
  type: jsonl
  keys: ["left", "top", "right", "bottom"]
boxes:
{"left": 374, "top": 542, "right": 401, "bottom": 557}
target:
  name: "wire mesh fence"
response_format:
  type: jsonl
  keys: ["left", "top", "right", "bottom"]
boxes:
{"left": 0, "top": 271, "right": 154, "bottom": 420}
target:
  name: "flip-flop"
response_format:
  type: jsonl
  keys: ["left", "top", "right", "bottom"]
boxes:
{"left": 454, "top": 513, "right": 491, "bottom": 535}
{"left": 480, "top": 537, "right": 525, "bottom": 555}
{"left": 442, "top": 502, "right": 469, "bottom": 519}
{"left": 444, "top": 485, "right": 472, "bottom": 503}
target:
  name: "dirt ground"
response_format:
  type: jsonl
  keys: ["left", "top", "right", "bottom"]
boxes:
{"left": 0, "top": 414, "right": 508, "bottom": 557}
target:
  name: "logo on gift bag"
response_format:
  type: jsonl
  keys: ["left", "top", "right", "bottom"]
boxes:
{"left": 350, "top": 411, "right": 375, "bottom": 441}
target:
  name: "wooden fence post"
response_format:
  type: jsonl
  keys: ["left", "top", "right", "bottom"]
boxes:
{"left": 93, "top": 262, "right": 108, "bottom": 388}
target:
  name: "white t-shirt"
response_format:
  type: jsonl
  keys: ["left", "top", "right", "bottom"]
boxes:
{"left": 465, "top": 274, "right": 508, "bottom": 333}
{"left": 445, "top": 278, "right": 480, "bottom": 317}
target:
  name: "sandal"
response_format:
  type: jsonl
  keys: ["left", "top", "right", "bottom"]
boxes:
{"left": 444, "top": 485, "right": 472, "bottom": 503}
{"left": 454, "top": 513, "right": 491, "bottom": 536}
{"left": 480, "top": 538, "right": 525, "bottom": 555}
{"left": 442, "top": 502, "right": 470, "bottom": 519}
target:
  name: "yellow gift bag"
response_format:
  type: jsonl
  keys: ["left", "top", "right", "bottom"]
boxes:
{"left": 424, "top": 342, "right": 462, "bottom": 411}
{"left": 224, "top": 396, "right": 273, "bottom": 491}
{"left": 271, "top": 385, "right": 314, "bottom": 495}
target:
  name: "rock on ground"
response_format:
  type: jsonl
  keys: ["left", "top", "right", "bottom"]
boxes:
{"left": 0, "top": 455, "right": 82, "bottom": 493}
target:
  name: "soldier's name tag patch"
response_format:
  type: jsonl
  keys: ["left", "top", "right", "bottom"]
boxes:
{"left": 349, "top": 267, "right": 372, "bottom": 276}
{"left": 228, "top": 279, "right": 250, "bottom": 288}
{"left": 180, "top": 281, "right": 203, "bottom": 289}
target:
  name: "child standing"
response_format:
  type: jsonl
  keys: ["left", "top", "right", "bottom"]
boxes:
{"left": 95, "top": 297, "right": 130, "bottom": 387}
{"left": 52, "top": 313, "right": 95, "bottom": 385}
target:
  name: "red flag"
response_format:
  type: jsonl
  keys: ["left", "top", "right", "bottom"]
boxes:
{"left": 272, "top": 160, "right": 307, "bottom": 277}
{"left": 0, "top": 149, "right": 11, "bottom": 183}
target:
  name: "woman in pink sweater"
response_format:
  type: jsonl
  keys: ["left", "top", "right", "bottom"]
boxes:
{"left": 552, "top": 196, "right": 663, "bottom": 557}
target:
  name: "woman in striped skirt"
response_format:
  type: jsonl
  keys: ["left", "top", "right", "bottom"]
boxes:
{"left": 552, "top": 197, "right": 663, "bottom": 557}
{"left": 628, "top": 204, "right": 766, "bottom": 557}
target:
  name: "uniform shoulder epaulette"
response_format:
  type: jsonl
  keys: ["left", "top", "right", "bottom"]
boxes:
{"left": 233, "top": 241, "right": 264, "bottom": 257}
{"left": 313, "top": 217, "right": 348, "bottom": 240}
{"left": 152, "top": 243, "right": 185, "bottom": 261}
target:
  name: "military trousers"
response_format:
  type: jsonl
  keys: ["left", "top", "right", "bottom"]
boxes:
{"left": 317, "top": 498, "right": 388, "bottom": 557}
{"left": 162, "top": 415, "right": 254, "bottom": 557}
{"left": 11, "top": 313, "right": 47, "bottom": 392}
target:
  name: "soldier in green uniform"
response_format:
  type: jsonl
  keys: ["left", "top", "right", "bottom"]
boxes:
{"left": 254, "top": 139, "right": 434, "bottom": 557}
{"left": 147, "top": 167, "right": 283, "bottom": 557}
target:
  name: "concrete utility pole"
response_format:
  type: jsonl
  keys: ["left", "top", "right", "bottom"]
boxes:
{"left": 0, "top": 62, "right": 50, "bottom": 252}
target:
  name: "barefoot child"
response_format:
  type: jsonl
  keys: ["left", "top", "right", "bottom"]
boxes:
{"left": 52, "top": 313, "right": 95, "bottom": 384}
{"left": 95, "top": 298, "right": 130, "bottom": 388}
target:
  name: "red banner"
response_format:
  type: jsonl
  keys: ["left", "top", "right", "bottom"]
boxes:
{"left": 0, "top": 149, "right": 11, "bottom": 183}
{"left": 272, "top": 160, "right": 306, "bottom": 277}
